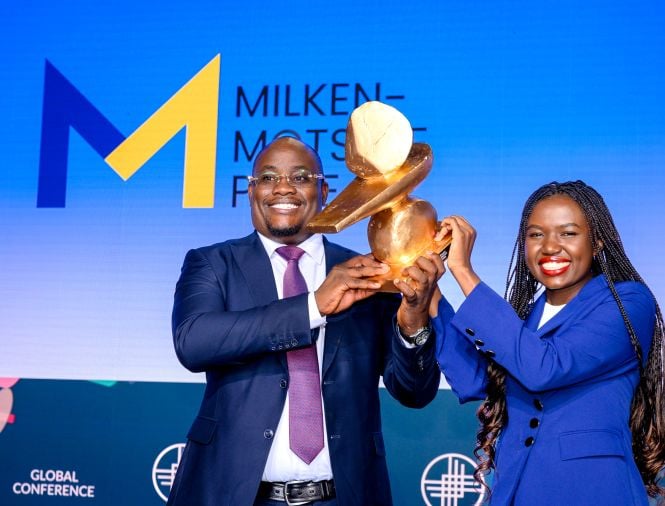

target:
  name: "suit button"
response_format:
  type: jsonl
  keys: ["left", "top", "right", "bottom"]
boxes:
{"left": 529, "top": 418, "right": 539, "bottom": 428}
{"left": 485, "top": 350, "right": 496, "bottom": 358}
{"left": 264, "top": 429, "right": 274, "bottom": 439}
{"left": 465, "top": 328, "right": 475, "bottom": 336}
{"left": 474, "top": 339, "right": 485, "bottom": 346}
{"left": 279, "top": 379, "right": 288, "bottom": 389}
{"left": 525, "top": 436, "right": 535, "bottom": 447}
{"left": 533, "top": 399, "right": 544, "bottom": 411}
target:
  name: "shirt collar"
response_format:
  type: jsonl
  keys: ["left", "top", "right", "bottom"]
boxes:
{"left": 256, "top": 231, "right": 325, "bottom": 266}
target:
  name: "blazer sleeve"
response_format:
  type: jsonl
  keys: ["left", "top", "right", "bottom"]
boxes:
{"left": 172, "top": 248, "right": 314, "bottom": 372}
{"left": 433, "top": 294, "right": 489, "bottom": 403}
{"left": 381, "top": 315, "right": 441, "bottom": 409}
{"left": 450, "top": 281, "right": 655, "bottom": 392}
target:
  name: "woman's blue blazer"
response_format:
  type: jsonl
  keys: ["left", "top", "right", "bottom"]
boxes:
{"left": 434, "top": 275, "right": 655, "bottom": 505}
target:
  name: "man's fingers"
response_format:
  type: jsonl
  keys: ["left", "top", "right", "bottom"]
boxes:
{"left": 393, "top": 278, "right": 417, "bottom": 300}
{"left": 345, "top": 254, "right": 387, "bottom": 270}
{"left": 343, "top": 265, "right": 389, "bottom": 279}
{"left": 337, "top": 260, "right": 389, "bottom": 278}
{"left": 428, "top": 251, "right": 446, "bottom": 277}
{"left": 337, "top": 256, "right": 389, "bottom": 279}
{"left": 402, "top": 264, "right": 427, "bottom": 285}
{"left": 345, "top": 278, "right": 382, "bottom": 291}
{"left": 402, "top": 253, "right": 445, "bottom": 286}
{"left": 413, "top": 254, "right": 441, "bottom": 276}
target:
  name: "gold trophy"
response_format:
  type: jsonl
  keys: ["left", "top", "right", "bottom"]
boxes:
{"left": 307, "top": 101, "right": 451, "bottom": 291}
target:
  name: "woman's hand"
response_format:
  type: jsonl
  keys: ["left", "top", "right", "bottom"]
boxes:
{"left": 436, "top": 216, "right": 481, "bottom": 296}
{"left": 429, "top": 286, "right": 442, "bottom": 317}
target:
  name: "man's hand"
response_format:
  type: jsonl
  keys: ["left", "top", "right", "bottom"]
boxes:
{"left": 314, "top": 255, "right": 388, "bottom": 315}
{"left": 394, "top": 252, "right": 446, "bottom": 335}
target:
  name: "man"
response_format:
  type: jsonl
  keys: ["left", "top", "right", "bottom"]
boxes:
{"left": 167, "top": 137, "right": 442, "bottom": 506}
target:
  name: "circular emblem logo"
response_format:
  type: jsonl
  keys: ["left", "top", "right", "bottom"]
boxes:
{"left": 152, "top": 443, "right": 186, "bottom": 502}
{"left": 421, "top": 453, "right": 486, "bottom": 506}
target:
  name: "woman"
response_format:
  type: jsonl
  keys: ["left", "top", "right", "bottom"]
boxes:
{"left": 432, "top": 181, "right": 664, "bottom": 505}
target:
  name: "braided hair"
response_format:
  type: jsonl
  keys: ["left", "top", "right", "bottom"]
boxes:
{"left": 473, "top": 181, "right": 665, "bottom": 497}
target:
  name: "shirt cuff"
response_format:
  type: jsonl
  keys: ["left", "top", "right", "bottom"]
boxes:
{"left": 395, "top": 318, "right": 423, "bottom": 349}
{"left": 308, "top": 291, "right": 326, "bottom": 329}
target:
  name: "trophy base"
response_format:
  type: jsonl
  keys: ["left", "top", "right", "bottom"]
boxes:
{"left": 369, "top": 233, "right": 452, "bottom": 293}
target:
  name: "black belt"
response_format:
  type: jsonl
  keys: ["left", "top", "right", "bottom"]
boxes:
{"left": 257, "top": 479, "right": 336, "bottom": 505}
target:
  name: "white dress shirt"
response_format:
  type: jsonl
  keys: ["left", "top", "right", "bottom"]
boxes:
{"left": 257, "top": 232, "right": 333, "bottom": 482}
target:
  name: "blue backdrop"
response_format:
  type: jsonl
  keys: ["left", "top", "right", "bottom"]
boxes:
{"left": 1, "top": 1, "right": 664, "bottom": 504}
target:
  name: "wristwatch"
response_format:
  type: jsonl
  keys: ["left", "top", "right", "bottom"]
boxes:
{"left": 397, "top": 323, "right": 432, "bottom": 346}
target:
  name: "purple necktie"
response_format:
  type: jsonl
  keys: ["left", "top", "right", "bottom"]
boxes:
{"left": 276, "top": 245, "right": 324, "bottom": 464}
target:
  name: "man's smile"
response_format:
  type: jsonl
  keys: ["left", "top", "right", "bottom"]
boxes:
{"left": 268, "top": 201, "right": 302, "bottom": 211}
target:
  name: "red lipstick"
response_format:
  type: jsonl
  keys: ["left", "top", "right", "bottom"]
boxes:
{"left": 538, "top": 256, "right": 571, "bottom": 276}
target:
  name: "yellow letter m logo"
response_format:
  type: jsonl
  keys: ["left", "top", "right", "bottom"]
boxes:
{"left": 38, "top": 55, "right": 220, "bottom": 208}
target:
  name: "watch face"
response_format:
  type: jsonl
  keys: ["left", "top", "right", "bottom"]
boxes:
{"left": 412, "top": 328, "right": 430, "bottom": 346}
{"left": 413, "top": 333, "right": 429, "bottom": 346}
{"left": 397, "top": 322, "right": 431, "bottom": 346}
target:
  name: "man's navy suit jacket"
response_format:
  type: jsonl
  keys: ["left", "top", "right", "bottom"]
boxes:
{"left": 166, "top": 232, "right": 440, "bottom": 506}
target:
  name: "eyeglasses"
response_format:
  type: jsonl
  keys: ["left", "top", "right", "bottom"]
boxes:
{"left": 247, "top": 171, "right": 325, "bottom": 188}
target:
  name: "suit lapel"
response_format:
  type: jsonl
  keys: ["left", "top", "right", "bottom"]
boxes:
{"left": 321, "top": 238, "right": 353, "bottom": 379}
{"left": 525, "top": 295, "right": 546, "bottom": 332}
{"left": 229, "top": 233, "right": 286, "bottom": 371}
{"left": 530, "top": 275, "right": 607, "bottom": 336}
{"left": 230, "top": 234, "right": 354, "bottom": 376}
{"left": 229, "top": 232, "right": 279, "bottom": 307}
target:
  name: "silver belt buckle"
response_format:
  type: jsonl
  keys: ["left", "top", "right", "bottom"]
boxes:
{"left": 284, "top": 480, "right": 316, "bottom": 506}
